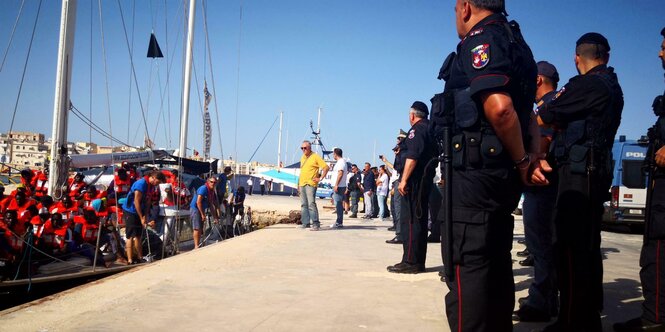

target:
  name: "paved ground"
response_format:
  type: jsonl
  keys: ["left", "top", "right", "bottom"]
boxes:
{"left": 0, "top": 195, "right": 646, "bottom": 331}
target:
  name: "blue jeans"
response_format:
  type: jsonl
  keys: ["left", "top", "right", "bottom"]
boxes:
{"left": 377, "top": 194, "right": 387, "bottom": 219}
{"left": 333, "top": 187, "right": 345, "bottom": 225}
{"left": 299, "top": 185, "right": 319, "bottom": 227}
{"left": 523, "top": 184, "right": 558, "bottom": 314}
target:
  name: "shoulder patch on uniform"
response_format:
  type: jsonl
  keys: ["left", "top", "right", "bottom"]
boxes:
{"left": 471, "top": 44, "right": 490, "bottom": 69}
{"left": 469, "top": 28, "right": 483, "bottom": 37}
{"left": 408, "top": 129, "right": 415, "bottom": 139}
{"left": 553, "top": 87, "right": 566, "bottom": 100}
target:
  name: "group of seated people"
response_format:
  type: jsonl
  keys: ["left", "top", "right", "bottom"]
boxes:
{"left": 0, "top": 163, "right": 253, "bottom": 279}
{"left": 0, "top": 163, "right": 195, "bottom": 278}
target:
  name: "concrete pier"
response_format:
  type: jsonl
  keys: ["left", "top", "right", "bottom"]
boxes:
{"left": 0, "top": 196, "right": 646, "bottom": 331}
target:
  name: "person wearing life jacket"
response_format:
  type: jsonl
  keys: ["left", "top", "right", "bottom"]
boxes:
{"left": 51, "top": 195, "right": 80, "bottom": 222}
{"left": 1, "top": 209, "right": 30, "bottom": 255}
{"left": 38, "top": 212, "right": 73, "bottom": 255}
{"left": 122, "top": 170, "right": 166, "bottom": 264}
{"left": 108, "top": 167, "right": 132, "bottom": 204}
{"left": 0, "top": 210, "right": 15, "bottom": 271}
{"left": 81, "top": 185, "right": 107, "bottom": 209}
{"left": 37, "top": 195, "right": 55, "bottom": 212}
{"left": 7, "top": 191, "right": 39, "bottom": 227}
{"left": 19, "top": 168, "right": 35, "bottom": 198}
{"left": 0, "top": 184, "right": 11, "bottom": 215}
{"left": 122, "top": 162, "right": 139, "bottom": 182}
{"left": 73, "top": 208, "right": 101, "bottom": 245}
{"left": 30, "top": 207, "right": 51, "bottom": 244}
{"left": 33, "top": 168, "right": 49, "bottom": 199}
{"left": 67, "top": 173, "right": 87, "bottom": 199}
{"left": 168, "top": 169, "right": 191, "bottom": 208}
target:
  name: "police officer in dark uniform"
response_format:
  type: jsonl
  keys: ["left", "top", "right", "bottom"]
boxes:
{"left": 614, "top": 27, "right": 665, "bottom": 332}
{"left": 435, "top": 1, "right": 542, "bottom": 331}
{"left": 537, "top": 32, "right": 624, "bottom": 331}
{"left": 386, "top": 101, "right": 435, "bottom": 274}
{"left": 513, "top": 61, "right": 561, "bottom": 322}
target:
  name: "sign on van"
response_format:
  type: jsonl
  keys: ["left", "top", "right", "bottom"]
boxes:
{"left": 626, "top": 152, "right": 646, "bottom": 158}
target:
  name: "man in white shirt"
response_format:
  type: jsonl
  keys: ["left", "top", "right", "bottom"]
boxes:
{"left": 246, "top": 177, "right": 254, "bottom": 195}
{"left": 330, "top": 148, "right": 348, "bottom": 228}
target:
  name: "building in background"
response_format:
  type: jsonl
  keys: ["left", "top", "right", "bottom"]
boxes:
{"left": 0, "top": 131, "right": 48, "bottom": 169}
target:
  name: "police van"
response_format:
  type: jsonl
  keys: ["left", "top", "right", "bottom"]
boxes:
{"left": 602, "top": 136, "right": 649, "bottom": 226}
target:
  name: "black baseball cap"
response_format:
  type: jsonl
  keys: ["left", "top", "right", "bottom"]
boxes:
{"left": 576, "top": 32, "right": 610, "bottom": 51}
{"left": 537, "top": 61, "right": 559, "bottom": 83}
{"left": 410, "top": 101, "right": 429, "bottom": 115}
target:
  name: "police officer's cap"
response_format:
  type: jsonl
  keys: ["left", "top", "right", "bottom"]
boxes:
{"left": 397, "top": 129, "right": 407, "bottom": 139}
{"left": 576, "top": 32, "right": 610, "bottom": 51}
{"left": 537, "top": 61, "right": 559, "bottom": 84}
{"left": 410, "top": 101, "right": 429, "bottom": 116}
{"left": 661, "top": 27, "right": 665, "bottom": 37}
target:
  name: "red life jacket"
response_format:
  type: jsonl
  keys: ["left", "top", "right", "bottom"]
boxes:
{"left": 3, "top": 229, "right": 24, "bottom": 252}
{"left": 143, "top": 176, "right": 160, "bottom": 204}
{"left": 107, "top": 205, "right": 124, "bottom": 226}
{"left": 51, "top": 201, "right": 80, "bottom": 221}
{"left": 30, "top": 215, "right": 47, "bottom": 240}
{"left": 113, "top": 174, "right": 132, "bottom": 197}
{"left": 68, "top": 179, "right": 86, "bottom": 198}
{"left": 0, "top": 195, "right": 11, "bottom": 214}
{"left": 33, "top": 172, "right": 49, "bottom": 198}
{"left": 73, "top": 215, "right": 100, "bottom": 243}
{"left": 7, "top": 198, "right": 38, "bottom": 225}
{"left": 20, "top": 176, "right": 35, "bottom": 197}
{"left": 82, "top": 191, "right": 107, "bottom": 208}
{"left": 40, "top": 219, "right": 71, "bottom": 250}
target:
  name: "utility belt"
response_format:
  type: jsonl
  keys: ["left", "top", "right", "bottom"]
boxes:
{"left": 552, "top": 119, "right": 611, "bottom": 176}
{"left": 431, "top": 88, "right": 510, "bottom": 170}
{"left": 451, "top": 130, "right": 510, "bottom": 170}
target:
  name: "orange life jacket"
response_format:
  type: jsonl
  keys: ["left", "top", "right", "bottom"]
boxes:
{"left": 3, "top": 230, "right": 24, "bottom": 252}
{"left": 68, "top": 179, "right": 86, "bottom": 198}
{"left": 51, "top": 202, "right": 80, "bottom": 221}
{"left": 33, "top": 172, "right": 49, "bottom": 198}
{"left": 40, "top": 219, "right": 70, "bottom": 250}
{"left": 73, "top": 215, "right": 99, "bottom": 243}
{"left": 113, "top": 174, "right": 132, "bottom": 197}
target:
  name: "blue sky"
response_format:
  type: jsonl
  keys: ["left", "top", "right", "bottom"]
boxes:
{"left": 0, "top": 1, "right": 663, "bottom": 167}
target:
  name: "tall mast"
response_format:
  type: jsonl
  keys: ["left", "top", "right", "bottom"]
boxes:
{"left": 277, "top": 111, "right": 283, "bottom": 167}
{"left": 178, "top": 0, "right": 196, "bottom": 157}
{"left": 284, "top": 128, "right": 289, "bottom": 165}
{"left": 316, "top": 107, "right": 322, "bottom": 135}
{"left": 315, "top": 107, "right": 322, "bottom": 156}
{"left": 48, "top": 0, "right": 78, "bottom": 195}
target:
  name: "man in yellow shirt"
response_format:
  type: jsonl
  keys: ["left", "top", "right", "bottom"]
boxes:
{"left": 298, "top": 140, "right": 329, "bottom": 231}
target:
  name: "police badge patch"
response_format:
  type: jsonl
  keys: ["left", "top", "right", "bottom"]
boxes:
{"left": 408, "top": 130, "right": 415, "bottom": 139}
{"left": 471, "top": 44, "right": 490, "bottom": 69}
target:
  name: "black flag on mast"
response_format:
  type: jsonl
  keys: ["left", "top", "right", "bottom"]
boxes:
{"left": 147, "top": 33, "right": 163, "bottom": 58}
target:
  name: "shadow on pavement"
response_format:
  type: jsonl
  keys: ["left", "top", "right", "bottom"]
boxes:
{"left": 601, "top": 247, "right": 620, "bottom": 260}
{"left": 602, "top": 277, "right": 643, "bottom": 329}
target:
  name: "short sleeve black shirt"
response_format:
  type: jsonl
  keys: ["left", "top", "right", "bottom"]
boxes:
{"left": 404, "top": 118, "right": 435, "bottom": 185}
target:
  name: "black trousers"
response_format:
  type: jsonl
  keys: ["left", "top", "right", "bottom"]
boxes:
{"left": 400, "top": 181, "right": 430, "bottom": 265}
{"left": 641, "top": 178, "right": 665, "bottom": 323}
{"left": 552, "top": 165, "right": 605, "bottom": 331}
{"left": 260, "top": 185, "right": 265, "bottom": 195}
{"left": 429, "top": 184, "right": 443, "bottom": 241}
{"left": 444, "top": 167, "right": 520, "bottom": 332}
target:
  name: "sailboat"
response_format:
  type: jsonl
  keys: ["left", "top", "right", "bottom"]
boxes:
{"left": 0, "top": 0, "right": 222, "bottom": 294}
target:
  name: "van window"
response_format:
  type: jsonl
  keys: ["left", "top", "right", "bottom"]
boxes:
{"left": 622, "top": 160, "right": 646, "bottom": 189}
